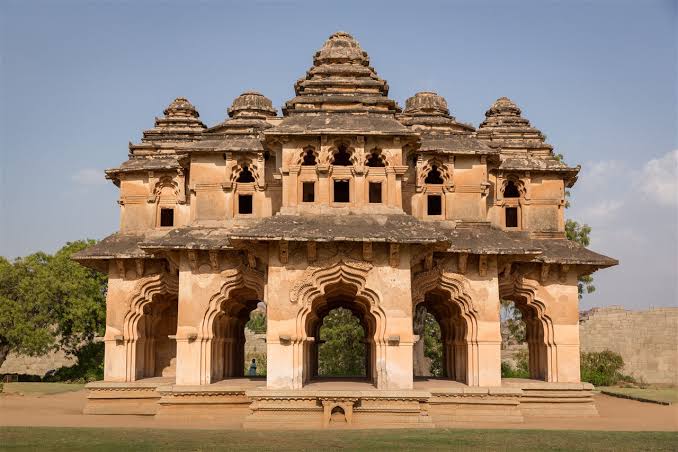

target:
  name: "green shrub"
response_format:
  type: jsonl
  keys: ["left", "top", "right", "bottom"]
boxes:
{"left": 0, "top": 381, "right": 3, "bottom": 393}
{"left": 580, "top": 350, "right": 633, "bottom": 387}
{"left": 44, "top": 342, "right": 104, "bottom": 383}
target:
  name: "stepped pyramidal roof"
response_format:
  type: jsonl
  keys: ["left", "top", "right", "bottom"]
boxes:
{"left": 268, "top": 32, "right": 413, "bottom": 136}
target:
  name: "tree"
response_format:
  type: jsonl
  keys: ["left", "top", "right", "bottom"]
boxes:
{"left": 423, "top": 313, "right": 443, "bottom": 376}
{"left": 317, "top": 308, "right": 365, "bottom": 376}
{"left": 0, "top": 241, "right": 107, "bottom": 370}
{"left": 566, "top": 219, "right": 596, "bottom": 297}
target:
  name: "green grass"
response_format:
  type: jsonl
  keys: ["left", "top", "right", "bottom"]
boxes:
{"left": 599, "top": 387, "right": 678, "bottom": 404}
{"left": 1, "top": 382, "right": 85, "bottom": 395}
{"left": 0, "top": 427, "right": 676, "bottom": 451}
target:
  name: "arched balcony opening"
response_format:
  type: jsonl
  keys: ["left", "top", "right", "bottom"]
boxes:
{"left": 332, "top": 144, "right": 352, "bottom": 166}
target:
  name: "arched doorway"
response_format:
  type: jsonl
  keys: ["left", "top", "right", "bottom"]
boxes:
{"left": 130, "top": 293, "right": 178, "bottom": 381}
{"left": 414, "top": 291, "right": 469, "bottom": 383}
{"left": 500, "top": 298, "right": 549, "bottom": 381}
{"left": 209, "top": 291, "right": 265, "bottom": 382}
{"left": 316, "top": 307, "right": 367, "bottom": 378}
{"left": 303, "top": 291, "right": 378, "bottom": 387}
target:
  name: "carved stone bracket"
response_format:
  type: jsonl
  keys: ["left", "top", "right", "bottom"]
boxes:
{"left": 307, "top": 241, "right": 317, "bottom": 263}
{"left": 540, "top": 263, "right": 550, "bottom": 283}
{"left": 187, "top": 250, "right": 198, "bottom": 272}
{"left": 362, "top": 242, "right": 373, "bottom": 262}
{"left": 209, "top": 250, "right": 220, "bottom": 271}
{"left": 279, "top": 241, "right": 289, "bottom": 264}
{"left": 134, "top": 259, "right": 145, "bottom": 277}
{"left": 389, "top": 244, "right": 399, "bottom": 268}
{"left": 458, "top": 253, "right": 468, "bottom": 274}
{"left": 559, "top": 264, "right": 570, "bottom": 282}
{"left": 478, "top": 255, "right": 488, "bottom": 277}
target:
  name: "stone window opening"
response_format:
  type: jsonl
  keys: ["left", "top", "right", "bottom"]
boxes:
{"left": 332, "top": 145, "right": 352, "bottom": 166}
{"left": 160, "top": 208, "right": 174, "bottom": 227}
{"left": 366, "top": 151, "right": 386, "bottom": 167}
{"left": 333, "top": 180, "right": 350, "bottom": 203}
{"left": 368, "top": 182, "right": 382, "bottom": 204}
{"left": 425, "top": 165, "right": 444, "bottom": 185}
{"left": 427, "top": 195, "right": 442, "bottom": 216}
{"left": 236, "top": 165, "right": 256, "bottom": 183}
{"left": 302, "top": 148, "right": 317, "bottom": 166}
{"left": 505, "top": 207, "right": 518, "bottom": 228}
{"left": 238, "top": 194, "right": 253, "bottom": 215}
{"left": 504, "top": 180, "right": 521, "bottom": 198}
{"left": 302, "top": 182, "right": 315, "bottom": 203}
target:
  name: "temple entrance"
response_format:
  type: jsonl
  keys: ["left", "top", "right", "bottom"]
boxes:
{"left": 210, "top": 295, "right": 266, "bottom": 382}
{"left": 500, "top": 299, "right": 549, "bottom": 381}
{"left": 134, "top": 294, "right": 178, "bottom": 380}
{"left": 413, "top": 291, "right": 469, "bottom": 384}
{"left": 317, "top": 308, "right": 367, "bottom": 378}
{"left": 304, "top": 292, "right": 378, "bottom": 387}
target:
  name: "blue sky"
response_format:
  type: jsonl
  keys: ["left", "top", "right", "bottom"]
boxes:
{"left": 1, "top": 0, "right": 676, "bottom": 310}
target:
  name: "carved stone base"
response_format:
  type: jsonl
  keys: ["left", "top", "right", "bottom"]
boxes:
{"left": 243, "top": 389, "right": 434, "bottom": 429}
{"left": 155, "top": 385, "right": 252, "bottom": 426}
{"left": 84, "top": 380, "right": 166, "bottom": 415}
{"left": 505, "top": 380, "right": 598, "bottom": 417}
{"left": 83, "top": 379, "right": 598, "bottom": 426}
{"left": 428, "top": 386, "right": 524, "bottom": 425}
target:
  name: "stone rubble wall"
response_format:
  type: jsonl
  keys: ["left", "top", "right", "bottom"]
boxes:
{"left": 0, "top": 349, "right": 75, "bottom": 377}
{"left": 579, "top": 306, "right": 678, "bottom": 385}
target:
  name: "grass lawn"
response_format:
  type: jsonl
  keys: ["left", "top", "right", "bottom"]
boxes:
{"left": 1, "top": 382, "right": 85, "bottom": 395}
{"left": 0, "top": 427, "right": 676, "bottom": 451}
{"left": 599, "top": 387, "right": 678, "bottom": 404}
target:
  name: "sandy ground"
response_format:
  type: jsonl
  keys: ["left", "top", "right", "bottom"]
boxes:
{"left": 0, "top": 389, "right": 676, "bottom": 431}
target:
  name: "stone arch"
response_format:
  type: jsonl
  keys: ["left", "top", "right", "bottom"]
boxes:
{"left": 196, "top": 264, "right": 266, "bottom": 385}
{"left": 289, "top": 257, "right": 387, "bottom": 389}
{"left": 499, "top": 272, "right": 557, "bottom": 381}
{"left": 299, "top": 146, "right": 318, "bottom": 166}
{"left": 232, "top": 158, "right": 262, "bottom": 186}
{"left": 500, "top": 176, "right": 527, "bottom": 199}
{"left": 121, "top": 271, "right": 179, "bottom": 381}
{"left": 365, "top": 148, "right": 387, "bottom": 167}
{"left": 411, "top": 267, "right": 481, "bottom": 384}
{"left": 329, "top": 141, "right": 358, "bottom": 167}
{"left": 419, "top": 159, "right": 451, "bottom": 188}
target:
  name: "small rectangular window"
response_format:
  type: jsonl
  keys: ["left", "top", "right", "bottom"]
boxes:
{"left": 302, "top": 182, "right": 315, "bottom": 202}
{"left": 368, "top": 182, "right": 382, "bottom": 203}
{"left": 427, "top": 195, "right": 442, "bottom": 216}
{"left": 160, "top": 208, "right": 174, "bottom": 227}
{"left": 238, "top": 195, "right": 253, "bottom": 214}
{"left": 505, "top": 207, "right": 518, "bottom": 228}
{"left": 334, "top": 180, "right": 350, "bottom": 203}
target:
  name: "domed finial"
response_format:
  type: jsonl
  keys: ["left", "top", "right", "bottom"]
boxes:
{"left": 163, "top": 97, "right": 200, "bottom": 118}
{"left": 485, "top": 97, "right": 522, "bottom": 117}
{"left": 404, "top": 91, "right": 450, "bottom": 116}
{"left": 227, "top": 91, "right": 277, "bottom": 118}
{"left": 314, "top": 31, "right": 368, "bottom": 65}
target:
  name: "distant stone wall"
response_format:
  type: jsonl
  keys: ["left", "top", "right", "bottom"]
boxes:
{"left": 579, "top": 306, "right": 678, "bottom": 385}
{"left": 0, "top": 349, "right": 75, "bottom": 377}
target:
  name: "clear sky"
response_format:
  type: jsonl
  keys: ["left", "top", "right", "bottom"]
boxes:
{"left": 1, "top": 0, "right": 676, "bottom": 310}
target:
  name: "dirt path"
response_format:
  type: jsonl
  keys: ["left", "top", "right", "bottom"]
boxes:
{"left": 1, "top": 390, "right": 676, "bottom": 431}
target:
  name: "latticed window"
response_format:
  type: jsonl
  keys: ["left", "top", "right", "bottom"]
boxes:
{"left": 425, "top": 165, "right": 444, "bottom": 184}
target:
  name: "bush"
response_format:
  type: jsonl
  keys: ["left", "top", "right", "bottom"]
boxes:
{"left": 580, "top": 350, "right": 633, "bottom": 387}
{"left": 501, "top": 350, "right": 530, "bottom": 378}
{"left": 44, "top": 342, "right": 104, "bottom": 383}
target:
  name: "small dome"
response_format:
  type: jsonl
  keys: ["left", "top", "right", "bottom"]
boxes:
{"left": 314, "top": 31, "right": 368, "bottom": 65}
{"left": 485, "top": 97, "right": 522, "bottom": 117}
{"left": 163, "top": 97, "right": 200, "bottom": 118}
{"left": 227, "top": 91, "right": 277, "bottom": 118}
{"left": 404, "top": 92, "right": 450, "bottom": 116}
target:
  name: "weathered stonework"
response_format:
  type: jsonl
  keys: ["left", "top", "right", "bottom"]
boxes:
{"left": 580, "top": 307, "right": 678, "bottom": 385}
{"left": 74, "top": 32, "right": 616, "bottom": 427}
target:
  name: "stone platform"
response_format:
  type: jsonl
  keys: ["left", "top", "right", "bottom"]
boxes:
{"left": 84, "top": 378, "right": 597, "bottom": 428}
